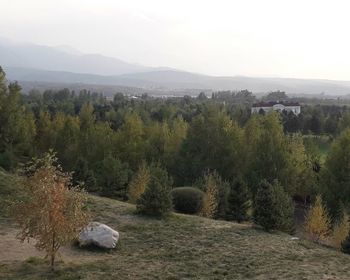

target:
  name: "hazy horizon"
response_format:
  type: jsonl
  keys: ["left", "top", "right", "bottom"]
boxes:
{"left": 1, "top": 0, "right": 350, "bottom": 80}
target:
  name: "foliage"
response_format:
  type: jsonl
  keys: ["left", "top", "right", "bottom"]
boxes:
{"left": 321, "top": 129, "right": 350, "bottom": 212}
{"left": 226, "top": 178, "right": 250, "bottom": 223}
{"left": 332, "top": 211, "right": 350, "bottom": 249}
{"left": 73, "top": 157, "right": 98, "bottom": 192}
{"left": 175, "top": 105, "right": 244, "bottom": 185}
{"left": 0, "top": 169, "right": 20, "bottom": 216}
{"left": 136, "top": 165, "right": 173, "bottom": 217}
{"left": 303, "top": 195, "right": 331, "bottom": 243}
{"left": 128, "top": 161, "right": 150, "bottom": 204}
{"left": 253, "top": 180, "right": 294, "bottom": 233}
{"left": 171, "top": 187, "right": 204, "bottom": 214}
{"left": 200, "top": 172, "right": 220, "bottom": 218}
{"left": 94, "top": 155, "right": 130, "bottom": 200}
{"left": 11, "top": 152, "right": 89, "bottom": 270}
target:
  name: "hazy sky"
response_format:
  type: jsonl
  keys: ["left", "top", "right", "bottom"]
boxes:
{"left": 1, "top": 0, "right": 350, "bottom": 79}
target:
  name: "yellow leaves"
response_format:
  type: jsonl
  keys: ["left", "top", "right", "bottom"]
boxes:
{"left": 200, "top": 173, "right": 219, "bottom": 219}
{"left": 128, "top": 162, "right": 150, "bottom": 204}
{"left": 332, "top": 212, "right": 350, "bottom": 249}
{"left": 303, "top": 195, "right": 331, "bottom": 243}
{"left": 12, "top": 152, "right": 89, "bottom": 269}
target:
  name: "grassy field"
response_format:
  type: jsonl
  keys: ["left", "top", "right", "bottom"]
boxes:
{"left": 1, "top": 195, "right": 350, "bottom": 280}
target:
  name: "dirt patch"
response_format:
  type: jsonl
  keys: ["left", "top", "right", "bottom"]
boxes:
{"left": 0, "top": 227, "right": 113, "bottom": 263}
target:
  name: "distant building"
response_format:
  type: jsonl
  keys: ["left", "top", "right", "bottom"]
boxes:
{"left": 251, "top": 101, "right": 301, "bottom": 115}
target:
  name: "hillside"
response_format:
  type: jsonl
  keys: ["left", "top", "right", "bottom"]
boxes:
{"left": 1, "top": 195, "right": 350, "bottom": 279}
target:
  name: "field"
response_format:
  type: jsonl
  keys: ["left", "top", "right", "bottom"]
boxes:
{"left": 1, "top": 195, "right": 350, "bottom": 280}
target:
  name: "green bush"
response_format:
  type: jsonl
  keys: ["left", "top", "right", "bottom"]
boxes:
{"left": 171, "top": 187, "right": 204, "bottom": 214}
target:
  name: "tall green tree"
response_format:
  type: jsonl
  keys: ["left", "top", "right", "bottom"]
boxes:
{"left": 321, "top": 129, "right": 350, "bottom": 218}
{"left": 176, "top": 106, "right": 244, "bottom": 185}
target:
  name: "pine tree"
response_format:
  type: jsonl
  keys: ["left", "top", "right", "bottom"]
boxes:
{"left": 226, "top": 179, "right": 250, "bottom": 223}
{"left": 253, "top": 180, "right": 277, "bottom": 231}
{"left": 128, "top": 161, "right": 150, "bottom": 204}
{"left": 304, "top": 195, "right": 331, "bottom": 243}
{"left": 136, "top": 165, "right": 173, "bottom": 217}
{"left": 272, "top": 181, "right": 295, "bottom": 233}
{"left": 253, "top": 180, "right": 294, "bottom": 232}
{"left": 73, "top": 158, "right": 98, "bottom": 192}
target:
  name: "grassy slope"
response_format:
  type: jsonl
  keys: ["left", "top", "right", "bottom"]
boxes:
{"left": 1, "top": 195, "right": 350, "bottom": 280}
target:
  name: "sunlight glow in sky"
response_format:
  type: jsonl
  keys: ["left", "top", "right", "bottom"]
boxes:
{"left": 1, "top": 0, "right": 350, "bottom": 79}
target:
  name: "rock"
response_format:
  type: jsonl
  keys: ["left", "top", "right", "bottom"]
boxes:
{"left": 78, "top": 222, "right": 119, "bottom": 249}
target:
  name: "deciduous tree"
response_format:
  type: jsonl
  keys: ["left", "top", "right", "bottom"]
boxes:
{"left": 12, "top": 152, "right": 89, "bottom": 270}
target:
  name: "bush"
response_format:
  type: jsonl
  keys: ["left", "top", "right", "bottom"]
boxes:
{"left": 171, "top": 187, "right": 204, "bottom": 214}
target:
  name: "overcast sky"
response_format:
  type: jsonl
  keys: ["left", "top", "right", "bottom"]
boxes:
{"left": 1, "top": 0, "right": 350, "bottom": 80}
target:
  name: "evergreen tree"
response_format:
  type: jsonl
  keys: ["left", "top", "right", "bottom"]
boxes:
{"left": 226, "top": 178, "right": 250, "bottom": 223}
{"left": 253, "top": 180, "right": 277, "bottom": 231}
{"left": 136, "top": 165, "right": 172, "bottom": 217}
{"left": 73, "top": 157, "right": 98, "bottom": 192}
{"left": 271, "top": 181, "right": 295, "bottom": 233}
{"left": 253, "top": 180, "right": 294, "bottom": 232}
{"left": 94, "top": 155, "right": 130, "bottom": 199}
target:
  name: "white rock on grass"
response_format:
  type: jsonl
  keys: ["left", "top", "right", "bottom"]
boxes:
{"left": 78, "top": 222, "right": 119, "bottom": 249}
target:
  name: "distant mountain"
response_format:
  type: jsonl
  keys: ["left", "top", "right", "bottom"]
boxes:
{"left": 5, "top": 66, "right": 350, "bottom": 96}
{"left": 0, "top": 38, "right": 156, "bottom": 75}
{"left": 2, "top": 38, "right": 350, "bottom": 96}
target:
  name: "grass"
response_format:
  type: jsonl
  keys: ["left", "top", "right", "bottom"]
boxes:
{"left": 1, "top": 195, "right": 350, "bottom": 279}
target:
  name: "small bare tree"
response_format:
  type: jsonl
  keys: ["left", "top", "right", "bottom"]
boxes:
{"left": 12, "top": 152, "right": 89, "bottom": 270}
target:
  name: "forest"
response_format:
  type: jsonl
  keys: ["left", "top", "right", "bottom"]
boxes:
{"left": 1, "top": 66, "right": 350, "bottom": 238}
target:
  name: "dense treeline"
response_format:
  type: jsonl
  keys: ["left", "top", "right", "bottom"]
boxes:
{"left": 2, "top": 66, "right": 350, "bottom": 231}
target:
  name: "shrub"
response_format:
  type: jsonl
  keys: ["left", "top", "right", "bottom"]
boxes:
{"left": 171, "top": 187, "right": 204, "bottom": 214}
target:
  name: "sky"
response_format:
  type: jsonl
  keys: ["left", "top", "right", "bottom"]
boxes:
{"left": 0, "top": 0, "right": 350, "bottom": 80}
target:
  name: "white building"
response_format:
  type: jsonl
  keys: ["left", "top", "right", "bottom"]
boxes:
{"left": 251, "top": 101, "right": 301, "bottom": 115}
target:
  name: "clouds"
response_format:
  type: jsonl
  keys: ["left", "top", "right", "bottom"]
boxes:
{"left": 0, "top": 0, "right": 350, "bottom": 79}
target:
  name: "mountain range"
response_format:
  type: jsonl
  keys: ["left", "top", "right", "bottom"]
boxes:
{"left": 1, "top": 38, "right": 350, "bottom": 96}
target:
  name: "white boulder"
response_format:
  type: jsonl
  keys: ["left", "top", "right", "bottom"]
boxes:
{"left": 78, "top": 222, "right": 119, "bottom": 249}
